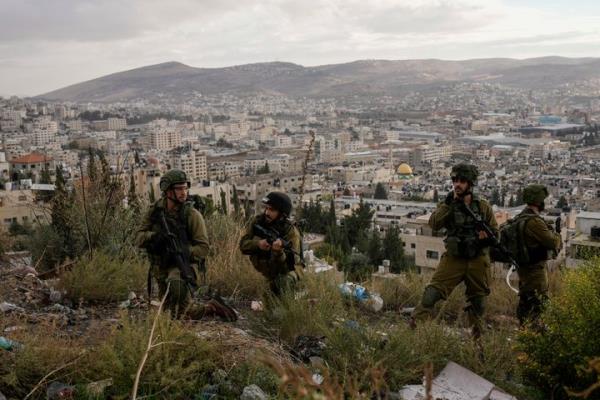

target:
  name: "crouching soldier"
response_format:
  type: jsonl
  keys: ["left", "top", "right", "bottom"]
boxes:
{"left": 240, "top": 192, "right": 303, "bottom": 296}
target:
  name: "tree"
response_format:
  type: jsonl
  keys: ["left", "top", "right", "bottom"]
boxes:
{"left": 490, "top": 188, "right": 501, "bottom": 206}
{"left": 327, "top": 197, "right": 336, "bottom": 227}
{"left": 35, "top": 166, "right": 54, "bottom": 203}
{"left": 515, "top": 187, "right": 524, "bottom": 206}
{"left": 433, "top": 188, "right": 439, "bottom": 203}
{"left": 367, "top": 229, "right": 383, "bottom": 267}
{"left": 87, "top": 147, "right": 97, "bottom": 182}
{"left": 149, "top": 184, "right": 156, "bottom": 203}
{"left": 343, "top": 252, "right": 371, "bottom": 282}
{"left": 373, "top": 182, "right": 388, "bottom": 200}
{"left": 509, "top": 195, "right": 516, "bottom": 207}
{"left": 383, "top": 225, "right": 405, "bottom": 273}
{"left": 557, "top": 195, "right": 568, "bottom": 209}
{"left": 343, "top": 198, "right": 374, "bottom": 248}
{"left": 128, "top": 173, "right": 140, "bottom": 214}
{"left": 232, "top": 185, "right": 241, "bottom": 217}
{"left": 219, "top": 189, "right": 228, "bottom": 215}
{"left": 256, "top": 162, "right": 270, "bottom": 175}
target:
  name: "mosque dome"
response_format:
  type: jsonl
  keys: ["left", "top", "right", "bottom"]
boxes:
{"left": 397, "top": 163, "right": 413, "bottom": 175}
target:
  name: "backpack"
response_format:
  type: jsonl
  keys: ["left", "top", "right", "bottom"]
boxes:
{"left": 491, "top": 213, "right": 537, "bottom": 267}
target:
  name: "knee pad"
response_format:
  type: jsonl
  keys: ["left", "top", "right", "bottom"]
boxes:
{"left": 421, "top": 286, "right": 443, "bottom": 308}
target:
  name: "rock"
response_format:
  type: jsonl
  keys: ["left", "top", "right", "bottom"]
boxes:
{"left": 45, "top": 304, "right": 73, "bottom": 314}
{"left": 0, "top": 390, "right": 6, "bottom": 400}
{"left": 128, "top": 291, "right": 137, "bottom": 301}
{"left": 3, "top": 325, "right": 25, "bottom": 333}
{"left": 119, "top": 300, "right": 131, "bottom": 309}
{"left": 49, "top": 289, "right": 62, "bottom": 303}
{"left": 293, "top": 335, "right": 327, "bottom": 362}
{"left": 86, "top": 378, "right": 113, "bottom": 397}
{"left": 0, "top": 302, "right": 25, "bottom": 313}
{"left": 46, "top": 381, "right": 75, "bottom": 400}
{"left": 240, "top": 384, "right": 267, "bottom": 400}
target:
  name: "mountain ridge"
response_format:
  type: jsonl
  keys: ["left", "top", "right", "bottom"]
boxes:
{"left": 37, "top": 57, "right": 600, "bottom": 102}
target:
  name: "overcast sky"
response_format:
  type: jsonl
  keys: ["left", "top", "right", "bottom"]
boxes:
{"left": 1, "top": 0, "right": 599, "bottom": 96}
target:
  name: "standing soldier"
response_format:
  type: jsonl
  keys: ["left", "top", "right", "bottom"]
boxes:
{"left": 240, "top": 192, "right": 303, "bottom": 295}
{"left": 412, "top": 163, "right": 498, "bottom": 338}
{"left": 515, "top": 184, "right": 561, "bottom": 325}
{"left": 136, "top": 169, "right": 235, "bottom": 320}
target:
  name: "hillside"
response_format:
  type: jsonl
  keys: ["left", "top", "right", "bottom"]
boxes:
{"left": 37, "top": 57, "right": 600, "bottom": 102}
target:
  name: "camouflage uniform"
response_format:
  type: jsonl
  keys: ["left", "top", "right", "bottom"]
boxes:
{"left": 136, "top": 197, "right": 210, "bottom": 317}
{"left": 516, "top": 185, "right": 562, "bottom": 324}
{"left": 239, "top": 214, "right": 303, "bottom": 295}
{"left": 413, "top": 164, "right": 497, "bottom": 336}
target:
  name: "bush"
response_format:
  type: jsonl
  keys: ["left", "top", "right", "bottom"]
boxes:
{"left": 343, "top": 252, "right": 372, "bottom": 282}
{"left": 517, "top": 258, "right": 600, "bottom": 399}
{"left": 58, "top": 250, "right": 147, "bottom": 303}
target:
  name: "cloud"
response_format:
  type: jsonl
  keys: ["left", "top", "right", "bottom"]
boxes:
{"left": 0, "top": 0, "right": 599, "bottom": 95}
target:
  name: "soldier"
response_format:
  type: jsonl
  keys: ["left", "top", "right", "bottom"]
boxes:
{"left": 239, "top": 192, "right": 303, "bottom": 295}
{"left": 136, "top": 169, "right": 235, "bottom": 320}
{"left": 412, "top": 163, "right": 498, "bottom": 338}
{"left": 515, "top": 184, "right": 561, "bottom": 325}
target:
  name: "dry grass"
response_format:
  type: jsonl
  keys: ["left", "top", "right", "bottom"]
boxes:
{"left": 205, "top": 213, "right": 268, "bottom": 300}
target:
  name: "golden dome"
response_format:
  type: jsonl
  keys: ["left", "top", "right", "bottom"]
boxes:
{"left": 397, "top": 163, "right": 413, "bottom": 175}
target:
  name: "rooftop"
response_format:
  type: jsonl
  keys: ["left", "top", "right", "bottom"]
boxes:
{"left": 11, "top": 153, "right": 53, "bottom": 164}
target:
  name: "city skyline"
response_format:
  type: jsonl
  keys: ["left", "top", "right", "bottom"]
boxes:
{"left": 1, "top": 0, "right": 600, "bottom": 96}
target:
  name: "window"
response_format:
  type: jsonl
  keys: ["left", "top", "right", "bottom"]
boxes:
{"left": 410, "top": 243, "right": 416, "bottom": 249}
{"left": 426, "top": 250, "right": 439, "bottom": 260}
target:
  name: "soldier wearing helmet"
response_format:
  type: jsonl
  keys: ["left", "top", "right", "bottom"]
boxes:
{"left": 239, "top": 191, "right": 303, "bottom": 295}
{"left": 412, "top": 163, "right": 498, "bottom": 338}
{"left": 136, "top": 170, "right": 234, "bottom": 320}
{"left": 515, "top": 184, "right": 562, "bottom": 324}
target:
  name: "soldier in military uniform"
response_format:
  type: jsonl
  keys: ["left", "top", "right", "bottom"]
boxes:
{"left": 239, "top": 192, "right": 303, "bottom": 295}
{"left": 412, "top": 163, "right": 498, "bottom": 337}
{"left": 136, "top": 170, "right": 235, "bottom": 320}
{"left": 515, "top": 184, "right": 562, "bottom": 325}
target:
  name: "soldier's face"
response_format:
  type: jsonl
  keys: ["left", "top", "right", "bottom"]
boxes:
{"left": 264, "top": 204, "right": 280, "bottom": 224}
{"left": 452, "top": 177, "right": 470, "bottom": 196}
{"left": 169, "top": 184, "right": 189, "bottom": 204}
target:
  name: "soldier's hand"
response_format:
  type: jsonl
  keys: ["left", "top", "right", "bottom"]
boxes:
{"left": 478, "top": 230, "right": 488, "bottom": 240}
{"left": 463, "top": 194, "right": 472, "bottom": 206}
{"left": 258, "top": 239, "right": 271, "bottom": 251}
{"left": 444, "top": 191, "right": 454, "bottom": 205}
{"left": 271, "top": 239, "right": 284, "bottom": 252}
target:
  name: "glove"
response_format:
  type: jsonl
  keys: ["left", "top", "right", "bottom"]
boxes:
{"left": 147, "top": 231, "right": 173, "bottom": 252}
{"left": 444, "top": 191, "right": 455, "bottom": 205}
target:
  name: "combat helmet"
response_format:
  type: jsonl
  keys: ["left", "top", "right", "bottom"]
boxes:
{"left": 523, "top": 184, "right": 549, "bottom": 206}
{"left": 450, "top": 163, "right": 479, "bottom": 185}
{"left": 262, "top": 192, "right": 292, "bottom": 216}
{"left": 159, "top": 169, "right": 190, "bottom": 192}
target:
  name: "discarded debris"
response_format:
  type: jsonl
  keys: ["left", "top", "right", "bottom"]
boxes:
{"left": 46, "top": 381, "right": 75, "bottom": 400}
{"left": 250, "top": 300, "right": 264, "bottom": 311}
{"left": 0, "top": 336, "right": 22, "bottom": 351}
{"left": 293, "top": 335, "right": 327, "bottom": 363}
{"left": 338, "top": 282, "right": 384, "bottom": 312}
{"left": 85, "top": 378, "right": 113, "bottom": 397}
{"left": 397, "top": 361, "right": 517, "bottom": 400}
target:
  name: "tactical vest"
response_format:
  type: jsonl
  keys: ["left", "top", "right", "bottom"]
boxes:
{"left": 149, "top": 202, "right": 192, "bottom": 268}
{"left": 444, "top": 199, "right": 483, "bottom": 259}
{"left": 518, "top": 209, "right": 554, "bottom": 266}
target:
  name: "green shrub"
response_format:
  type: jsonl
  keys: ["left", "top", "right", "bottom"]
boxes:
{"left": 58, "top": 251, "right": 147, "bottom": 303}
{"left": 517, "top": 258, "right": 600, "bottom": 399}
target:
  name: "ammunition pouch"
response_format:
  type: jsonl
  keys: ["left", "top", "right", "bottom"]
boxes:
{"left": 444, "top": 236, "right": 480, "bottom": 259}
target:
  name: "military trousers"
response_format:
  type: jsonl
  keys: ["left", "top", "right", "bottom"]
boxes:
{"left": 516, "top": 264, "right": 548, "bottom": 324}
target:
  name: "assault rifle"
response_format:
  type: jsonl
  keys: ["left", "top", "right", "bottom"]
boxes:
{"left": 252, "top": 224, "right": 305, "bottom": 269}
{"left": 461, "top": 202, "right": 520, "bottom": 294}
{"left": 159, "top": 211, "right": 198, "bottom": 295}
